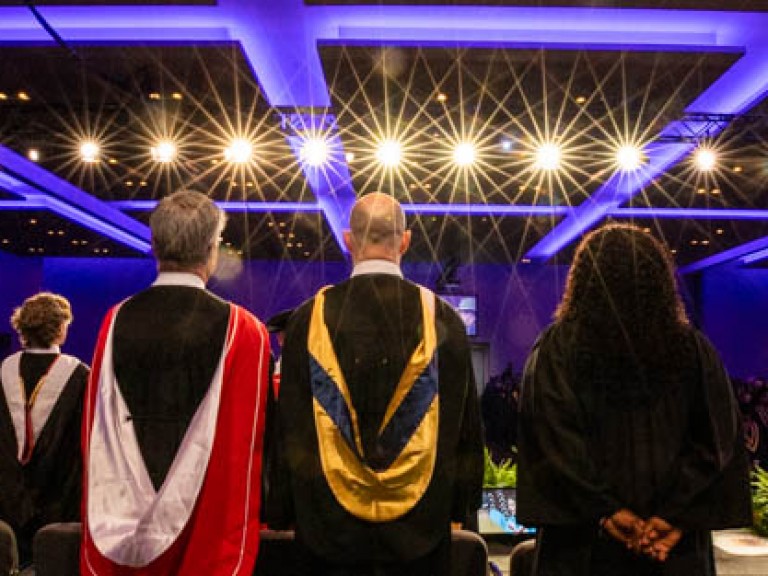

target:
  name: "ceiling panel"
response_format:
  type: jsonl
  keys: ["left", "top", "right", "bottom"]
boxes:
{"left": 0, "top": 44, "right": 312, "bottom": 204}
{"left": 322, "top": 46, "right": 740, "bottom": 207}
{"left": 0, "top": 209, "right": 144, "bottom": 257}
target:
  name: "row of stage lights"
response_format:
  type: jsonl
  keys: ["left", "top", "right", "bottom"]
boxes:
{"left": 26, "top": 136, "right": 723, "bottom": 172}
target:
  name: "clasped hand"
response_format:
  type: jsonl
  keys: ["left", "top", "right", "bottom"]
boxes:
{"left": 601, "top": 509, "right": 682, "bottom": 562}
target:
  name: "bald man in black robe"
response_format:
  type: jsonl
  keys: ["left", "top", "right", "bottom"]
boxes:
{"left": 267, "top": 192, "right": 483, "bottom": 576}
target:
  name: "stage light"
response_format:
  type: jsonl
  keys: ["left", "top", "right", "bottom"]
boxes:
{"left": 500, "top": 138, "right": 514, "bottom": 152}
{"left": 345, "top": 151, "right": 355, "bottom": 162}
{"left": 27, "top": 149, "right": 40, "bottom": 162}
{"left": 80, "top": 141, "right": 100, "bottom": 163}
{"left": 694, "top": 148, "right": 717, "bottom": 171}
{"left": 535, "top": 142, "right": 561, "bottom": 171}
{"left": 151, "top": 140, "right": 177, "bottom": 163}
{"left": 376, "top": 139, "right": 402, "bottom": 168}
{"left": 17, "top": 91, "right": 30, "bottom": 102}
{"left": 453, "top": 142, "right": 477, "bottom": 167}
{"left": 616, "top": 145, "right": 643, "bottom": 171}
{"left": 300, "top": 136, "right": 330, "bottom": 167}
{"left": 224, "top": 138, "right": 252, "bottom": 164}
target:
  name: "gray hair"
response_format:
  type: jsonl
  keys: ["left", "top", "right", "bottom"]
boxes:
{"left": 150, "top": 190, "right": 225, "bottom": 268}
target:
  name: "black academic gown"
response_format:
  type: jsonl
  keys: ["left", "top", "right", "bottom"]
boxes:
{"left": 517, "top": 323, "right": 752, "bottom": 576}
{"left": 266, "top": 273, "right": 484, "bottom": 575}
{"left": 112, "top": 284, "right": 229, "bottom": 491}
{"left": 0, "top": 351, "right": 88, "bottom": 565}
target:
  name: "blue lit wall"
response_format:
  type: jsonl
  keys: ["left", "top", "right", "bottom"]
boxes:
{"left": 216, "top": 259, "right": 569, "bottom": 377}
{"left": 400, "top": 262, "right": 569, "bottom": 376}
{"left": 0, "top": 254, "right": 567, "bottom": 380}
{"left": 0, "top": 251, "right": 44, "bottom": 355}
{"left": 10, "top": 254, "right": 764, "bottom": 382}
{"left": 699, "top": 265, "right": 768, "bottom": 379}
{"left": 40, "top": 257, "right": 155, "bottom": 362}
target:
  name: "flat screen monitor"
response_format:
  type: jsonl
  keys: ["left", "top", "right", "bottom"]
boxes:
{"left": 440, "top": 294, "right": 477, "bottom": 336}
{"left": 478, "top": 488, "right": 534, "bottom": 535}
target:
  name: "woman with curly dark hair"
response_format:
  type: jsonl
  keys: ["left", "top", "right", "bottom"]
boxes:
{"left": 0, "top": 292, "right": 89, "bottom": 568}
{"left": 517, "top": 224, "right": 751, "bottom": 576}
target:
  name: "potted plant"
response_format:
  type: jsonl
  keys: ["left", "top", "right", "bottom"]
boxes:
{"left": 481, "top": 448, "right": 531, "bottom": 534}
{"left": 752, "top": 466, "right": 768, "bottom": 537}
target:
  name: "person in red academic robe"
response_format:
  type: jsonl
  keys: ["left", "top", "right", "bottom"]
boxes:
{"left": 81, "top": 190, "right": 270, "bottom": 576}
{"left": 0, "top": 292, "right": 88, "bottom": 568}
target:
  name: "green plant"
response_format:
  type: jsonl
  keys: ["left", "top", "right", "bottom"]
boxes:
{"left": 752, "top": 466, "right": 768, "bottom": 537}
{"left": 483, "top": 447, "right": 517, "bottom": 488}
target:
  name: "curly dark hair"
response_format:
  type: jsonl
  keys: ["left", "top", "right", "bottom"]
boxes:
{"left": 555, "top": 224, "right": 689, "bottom": 352}
{"left": 10, "top": 292, "right": 72, "bottom": 349}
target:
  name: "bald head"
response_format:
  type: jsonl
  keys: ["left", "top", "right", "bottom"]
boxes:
{"left": 344, "top": 192, "right": 410, "bottom": 264}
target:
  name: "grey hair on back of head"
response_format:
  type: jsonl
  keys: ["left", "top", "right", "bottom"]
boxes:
{"left": 150, "top": 190, "right": 225, "bottom": 267}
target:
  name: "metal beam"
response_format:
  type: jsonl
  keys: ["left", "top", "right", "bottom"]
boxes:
{"left": 0, "top": 146, "right": 151, "bottom": 252}
{"left": 681, "top": 235, "right": 768, "bottom": 274}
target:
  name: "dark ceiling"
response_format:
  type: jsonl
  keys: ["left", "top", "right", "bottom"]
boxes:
{"left": 0, "top": 6, "right": 767, "bottom": 266}
{"left": 0, "top": 44, "right": 312, "bottom": 205}
{"left": 322, "top": 46, "right": 740, "bottom": 208}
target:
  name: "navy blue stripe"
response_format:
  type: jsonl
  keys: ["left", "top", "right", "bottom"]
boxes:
{"left": 310, "top": 355, "right": 359, "bottom": 457}
{"left": 373, "top": 360, "right": 438, "bottom": 471}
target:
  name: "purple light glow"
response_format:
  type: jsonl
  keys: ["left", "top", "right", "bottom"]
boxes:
{"left": 526, "top": 143, "right": 693, "bottom": 261}
{"left": 613, "top": 208, "right": 768, "bottom": 220}
{"left": 285, "top": 116, "right": 356, "bottom": 253}
{"left": 110, "top": 200, "right": 322, "bottom": 213}
{"left": 681, "top": 235, "right": 768, "bottom": 274}
{"left": 0, "top": 197, "right": 47, "bottom": 210}
{"left": 401, "top": 204, "right": 570, "bottom": 216}
{"left": 743, "top": 247, "right": 768, "bottom": 265}
{"left": 106, "top": 201, "right": 768, "bottom": 222}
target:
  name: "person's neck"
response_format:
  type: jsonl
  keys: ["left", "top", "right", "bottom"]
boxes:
{"left": 351, "top": 258, "right": 403, "bottom": 278}
{"left": 154, "top": 269, "right": 208, "bottom": 289}
{"left": 157, "top": 264, "right": 208, "bottom": 283}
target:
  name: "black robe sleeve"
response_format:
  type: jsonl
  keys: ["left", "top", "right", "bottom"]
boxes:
{"left": 517, "top": 327, "right": 621, "bottom": 526}
{"left": 263, "top": 302, "right": 312, "bottom": 530}
{"left": 657, "top": 332, "right": 752, "bottom": 530}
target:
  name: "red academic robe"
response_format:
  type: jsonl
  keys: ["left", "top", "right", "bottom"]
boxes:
{"left": 81, "top": 303, "right": 269, "bottom": 576}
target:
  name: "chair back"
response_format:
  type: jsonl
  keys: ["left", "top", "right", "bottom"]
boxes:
{"left": 32, "top": 522, "right": 81, "bottom": 576}
{"left": 451, "top": 529, "right": 489, "bottom": 576}
{"left": 509, "top": 538, "right": 536, "bottom": 576}
{"left": 0, "top": 520, "right": 18, "bottom": 576}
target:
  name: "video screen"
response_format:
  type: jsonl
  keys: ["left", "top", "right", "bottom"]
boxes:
{"left": 478, "top": 488, "right": 535, "bottom": 535}
{"left": 440, "top": 294, "right": 477, "bottom": 336}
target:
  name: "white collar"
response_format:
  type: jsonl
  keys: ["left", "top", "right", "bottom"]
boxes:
{"left": 24, "top": 346, "right": 60, "bottom": 354}
{"left": 153, "top": 272, "right": 206, "bottom": 289}
{"left": 351, "top": 259, "right": 403, "bottom": 279}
